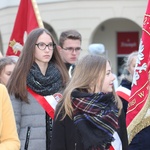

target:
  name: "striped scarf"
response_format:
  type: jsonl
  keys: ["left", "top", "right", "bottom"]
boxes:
{"left": 71, "top": 91, "right": 119, "bottom": 150}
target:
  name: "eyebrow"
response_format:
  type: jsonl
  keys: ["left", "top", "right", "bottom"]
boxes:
{"left": 106, "top": 69, "right": 111, "bottom": 72}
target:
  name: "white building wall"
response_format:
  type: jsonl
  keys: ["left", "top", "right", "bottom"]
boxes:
{"left": 0, "top": 0, "right": 147, "bottom": 54}
{"left": 0, "top": 0, "right": 148, "bottom": 74}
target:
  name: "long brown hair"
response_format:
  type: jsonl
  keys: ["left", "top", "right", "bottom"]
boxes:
{"left": 7, "top": 28, "right": 69, "bottom": 102}
{"left": 56, "top": 54, "right": 122, "bottom": 120}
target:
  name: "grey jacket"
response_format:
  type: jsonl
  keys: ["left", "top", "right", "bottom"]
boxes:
{"left": 10, "top": 92, "right": 48, "bottom": 150}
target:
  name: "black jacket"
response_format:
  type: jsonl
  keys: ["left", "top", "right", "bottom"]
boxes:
{"left": 50, "top": 109, "right": 128, "bottom": 150}
{"left": 119, "top": 79, "right": 132, "bottom": 115}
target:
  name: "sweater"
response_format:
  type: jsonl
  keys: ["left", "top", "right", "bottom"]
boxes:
{"left": 0, "top": 84, "right": 20, "bottom": 150}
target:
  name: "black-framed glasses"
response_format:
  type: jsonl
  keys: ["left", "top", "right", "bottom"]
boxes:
{"left": 35, "top": 42, "right": 56, "bottom": 50}
{"left": 62, "top": 47, "right": 82, "bottom": 53}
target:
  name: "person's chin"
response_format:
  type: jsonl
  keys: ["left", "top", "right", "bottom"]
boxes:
{"left": 107, "top": 89, "right": 113, "bottom": 93}
{"left": 43, "top": 59, "right": 51, "bottom": 63}
{"left": 68, "top": 61, "right": 75, "bottom": 65}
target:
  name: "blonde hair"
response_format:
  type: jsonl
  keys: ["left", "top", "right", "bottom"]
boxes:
{"left": 122, "top": 51, "right": 138, "bottom": 82}
{"left": 56, "top": 54, "right": 122, "bottom": 120}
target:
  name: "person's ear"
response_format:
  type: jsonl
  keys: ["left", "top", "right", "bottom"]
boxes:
{"left": 57, "top": 45, "right": 62, "bottom": 53}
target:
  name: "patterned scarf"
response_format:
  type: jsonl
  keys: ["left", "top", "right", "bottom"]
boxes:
{"left": 27, "top": 62, "right": 63, "bottom": 96}
{"left": 71, "top": 91, "right": 119, "bottom": 150}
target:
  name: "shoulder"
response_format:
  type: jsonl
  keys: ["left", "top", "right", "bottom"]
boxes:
{"left": 0, "top": 84, "right": 7, "bottom": 93}
{"left": 0, "top": 84, "right": 11, "bottom": 105}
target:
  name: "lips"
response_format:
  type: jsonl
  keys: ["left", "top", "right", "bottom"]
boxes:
{"left": 71, "top": 57, "right": 76, "bottom": 61}
{"left": 43, "top": 55, "right": 50, "bottom": 58}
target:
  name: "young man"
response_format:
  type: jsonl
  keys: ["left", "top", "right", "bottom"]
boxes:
{"left": 57, "top": 30, "right": 82, "bottom": 77}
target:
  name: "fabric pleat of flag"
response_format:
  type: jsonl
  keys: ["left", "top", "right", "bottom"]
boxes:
{"left": 6, "top": 0, "right": 44, "bottom": 56}
{"left": 126, "top": 0, "right": 150, "bottom": 143}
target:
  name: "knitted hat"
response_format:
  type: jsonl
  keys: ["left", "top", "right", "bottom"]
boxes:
{"left": 88, "top": 44, "right": 105, "bottom": 55}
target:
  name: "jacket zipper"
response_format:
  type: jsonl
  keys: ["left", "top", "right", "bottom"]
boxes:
{"left": 24, "top": 126, "right": 31, "bottom": 150}
{"left": 75, "top": 143, "right": 77, "bottom": 150}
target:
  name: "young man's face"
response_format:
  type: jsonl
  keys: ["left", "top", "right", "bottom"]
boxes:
{"left": 59, "top": 39, "right": 81, "bottom": 64}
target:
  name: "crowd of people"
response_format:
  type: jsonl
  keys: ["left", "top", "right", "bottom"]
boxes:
{"left": 0, "top": 27, "right": 150, "bottom": 150}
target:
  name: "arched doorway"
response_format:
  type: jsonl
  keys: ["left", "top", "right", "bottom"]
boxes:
{"left": 90, "top": 18, "right": 142, "bottom": 76}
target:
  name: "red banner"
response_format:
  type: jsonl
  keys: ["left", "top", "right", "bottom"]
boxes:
{"left": 6, "top": 0, "right": 44, "bottom": 56}
{"left": 126, "top": 0, "right": 150, "bottom": 143}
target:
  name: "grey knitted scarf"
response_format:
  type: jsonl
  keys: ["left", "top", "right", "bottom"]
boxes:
{"left": 27, "top": 62, "right": 63, "bottom": 96}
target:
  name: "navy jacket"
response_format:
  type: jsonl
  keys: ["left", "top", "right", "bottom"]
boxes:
{"left": 129, "top": 126, "right": 150, "bottom": 150}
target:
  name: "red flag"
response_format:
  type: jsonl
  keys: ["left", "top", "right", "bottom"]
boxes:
{"left": 6, "top": 0, "right": 44, "bottom": 56}
{"left": 126, "top": 0, "right": 150, "bottom": 143}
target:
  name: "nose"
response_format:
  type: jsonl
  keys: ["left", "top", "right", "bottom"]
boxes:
{"left": 112, "top": 73, "right": 116, "bottom": 81}
{"left": 45, "top": 46, "right": 50, "bottom": 52}
{"left": 72, "top": 49, "right": 77, "bottom": 54}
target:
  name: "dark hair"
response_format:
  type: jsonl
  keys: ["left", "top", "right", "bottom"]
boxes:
{"left": 59, "top": 30, "right": 82, "bottom": 47}
{"left": 7, "top": 28, "right": 69, "bottom": 102}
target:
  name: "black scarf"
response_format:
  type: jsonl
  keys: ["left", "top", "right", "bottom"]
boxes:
{"left": 27, "top": 62, "right": 63, "bottom": 150}
{"left": 71, "top": 91, "right": 119, "bottom": 150}
{"left": 27, "top": 62, "right": 63, "bottom": 96}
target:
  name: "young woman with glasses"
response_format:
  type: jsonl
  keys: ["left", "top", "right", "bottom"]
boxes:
{"left": 7, "top": 28, "right": 69, "bottom": 150}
